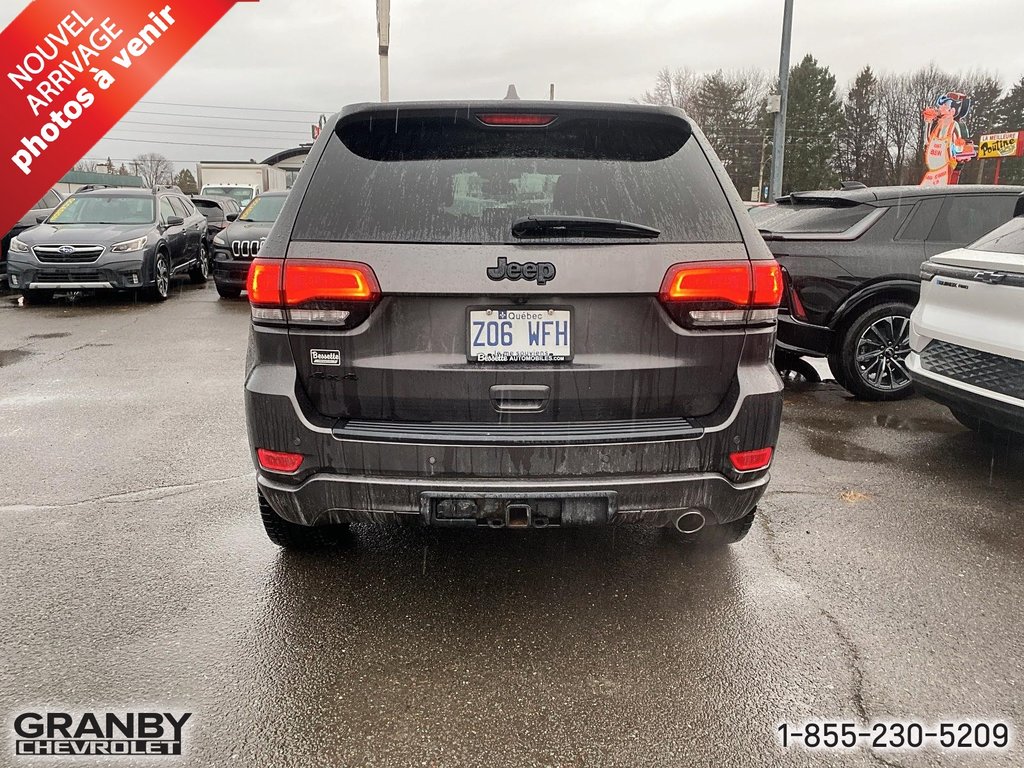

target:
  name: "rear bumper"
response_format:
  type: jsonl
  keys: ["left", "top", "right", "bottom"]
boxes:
{"left": 257, "top": 469, "right": 770, "bottom": 528}
{"left": 777, "top": 313, "right": 832, "bottom": 357}
{"left": 245, "top": 344, "right": 783, "bottom": 528}
{"left": 908, "top": 352, "right": 1024, "bottom": 435}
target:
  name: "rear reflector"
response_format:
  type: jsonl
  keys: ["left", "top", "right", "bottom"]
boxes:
{"left": 729, "top": 447, "right": 774, "bottom": 472}
{"left": 476, "top": 113, "right": 556, "bottom": 126}
{"left": 257, "top": 448, "right": 304, "bottom": 473}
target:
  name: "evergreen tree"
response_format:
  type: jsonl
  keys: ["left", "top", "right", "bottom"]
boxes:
{"left": 781, "top": 55, "right": 843, "bottom": 193}
{"left": 690, "top": 71, "right": 766, "bottom": 198}
{"left": 994, "top": 77, "right": 1024, "bottom": 184}
{"left": 838, "top": 67, "right": 887, "bottom": 186}
{"left": 174, "top": 168, "right": 199, "bottom": 194}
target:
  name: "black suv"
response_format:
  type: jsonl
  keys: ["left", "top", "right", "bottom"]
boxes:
{"left": 751, "top": 185, "right": 1023, "bottom": 399}
{"left": 244, "top": 101, "right": 783, "bottom": 549}
{"left": 211, "top": 191, "right": 287, "bottom": 299}
{"left": 7, "top": 186, "right": 210, "bottom": 303}
{"left": 191, "top": 195, "right": 240, "bottom": 241}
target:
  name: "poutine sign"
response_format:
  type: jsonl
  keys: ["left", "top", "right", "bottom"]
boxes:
{"left": 977, "top": 131, "right": 1024, "bottom": 160}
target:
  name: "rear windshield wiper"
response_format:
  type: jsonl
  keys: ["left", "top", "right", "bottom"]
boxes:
{"left": 511, "top": 215, "right": 660, "bottom": 239}
{"left": 757, "top": 228, "right": 782, "bottom": 241}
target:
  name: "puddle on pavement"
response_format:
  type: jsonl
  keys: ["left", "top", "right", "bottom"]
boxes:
{"left": 872, "top": 413, "right": 961, "bottom": 434}
{"left": 805, "top": 432, "right": 892, "bottom": 463}
{"left": 0, "top": 349, "right": 32, "bottom": 367}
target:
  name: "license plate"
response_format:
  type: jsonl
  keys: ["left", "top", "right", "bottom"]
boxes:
{"left": 468, "top": 308, "right": 572, "bottom": 362}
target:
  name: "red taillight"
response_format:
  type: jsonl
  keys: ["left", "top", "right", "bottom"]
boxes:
{"left": 659, "top": 260, "right": 782, "bottom": 328}
{"left": 248, "top": 259, "right": 379, "bottom": 306}
{"left": 751, "top": 262, "right": 783, "bottom": 306}
{"left": 247, "top": 259, "right": 283, "bottom": 305}
{"left": 257, "top": 448, "right": 304, "bottom": 473}
{"left": 660, "top": 262, "right": 751, "bottom": 305}
{"left": 476, "top": 113, "right": 556, "bottom": 126}
{"left": 282, "top": 261, "right": 379, "bottom": 304}
{"left": 248, "top": 258, "right": 380, "bottom": 327}
{"left": 729, "top": 447, "right": 774, "bottom": 472}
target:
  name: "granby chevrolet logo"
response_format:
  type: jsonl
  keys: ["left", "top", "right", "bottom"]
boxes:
{"left": 12, "top": 710, "right": 192, "bottom": 757}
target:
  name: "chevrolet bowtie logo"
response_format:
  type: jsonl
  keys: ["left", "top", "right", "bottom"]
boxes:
{"left": 973, "top": 271, "right": 1006, "bottom": 284}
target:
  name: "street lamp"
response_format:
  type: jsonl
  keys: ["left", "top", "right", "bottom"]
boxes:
{"left": 377, "top": 0, "right": 390, "bottom": 102}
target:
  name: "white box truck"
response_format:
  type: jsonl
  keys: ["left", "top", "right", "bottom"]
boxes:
{"left": 197, "top": 163, "right": 288, "bottom": 206}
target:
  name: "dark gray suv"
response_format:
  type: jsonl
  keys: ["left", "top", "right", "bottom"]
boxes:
{"left": 245, "top": 101, "right": 783, "bottom": 548}
{"left": 7, "top": 186, "right": 210, "bottom": 303}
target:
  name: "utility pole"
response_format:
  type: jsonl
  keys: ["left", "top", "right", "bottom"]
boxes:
{"left": 377, "top": 0, "right": 390, "bottom": 102}
{"left": 769, "top": 0, "right": 794, "bottom": 201}
{"left": 757, "top": 133, "right": 770, "bottom": 202}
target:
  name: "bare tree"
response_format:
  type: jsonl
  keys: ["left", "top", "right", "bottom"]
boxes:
{"left": 133, "top": 153, "right": 174, "bottom": 187}
{"left": 71, "top": 159, "right": 95, "bottom": 172}
{"left": 637, "top": 67, "right": 699, "bottom": 110}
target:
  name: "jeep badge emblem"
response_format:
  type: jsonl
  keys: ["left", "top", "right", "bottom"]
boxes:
{"left": 486, "top": 256, "right": 556, "bottom": 285}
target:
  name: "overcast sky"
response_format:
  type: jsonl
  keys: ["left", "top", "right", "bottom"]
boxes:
{"left": 3, "top": 0, "right": 1023, "bottom": 172}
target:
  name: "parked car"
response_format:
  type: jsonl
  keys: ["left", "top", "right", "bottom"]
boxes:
{"left": 244, "top": 101, "right": 783, "bottom": 549}
{"left": 191, "top": 195, "right": 240, "bottom": 241}
{"left": 2, "top": 187, "right": 63, "bottom": 284}
{"left": 908, "top": 194, "right": 1024, "bottom": 438}
{"left": 751, "top": 185, "right": 1023, "bottom": 400}
{"left": 6, "top": 186, "right": 210, "bottom": 303}
{"left": 211, "top": 191, "right": 287, "bottom": 299}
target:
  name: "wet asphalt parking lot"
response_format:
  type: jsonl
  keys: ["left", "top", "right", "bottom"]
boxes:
{"left": 1, "top": 280, "right": 1022, "bottom": 768}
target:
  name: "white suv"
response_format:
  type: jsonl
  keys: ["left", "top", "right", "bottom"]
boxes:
{"left": 908, "top": 195, "right": 1024, "bottom": 437}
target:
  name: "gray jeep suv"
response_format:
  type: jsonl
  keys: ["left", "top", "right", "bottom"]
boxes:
{"left": 245, "top": 101, "right": 783, "bottom": 548}
{"left": 7, "top": 186, "right": 210, "bottom": 303}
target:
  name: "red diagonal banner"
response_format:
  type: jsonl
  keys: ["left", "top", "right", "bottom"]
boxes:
{"left": 0, "top": 0, "right": 257, "bottom": 235}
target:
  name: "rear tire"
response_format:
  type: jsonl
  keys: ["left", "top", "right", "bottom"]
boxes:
{"left": 216, "top": 283, "right": 241, "bottom": 299}
{"left": 775, "top": 351, "right": 822, "bottom": 384}
{"left": 259, "top": 490, "right": 351, "bottom": 549}
{"left": 832, "top": 301, "right": 915, "bottom": 401}
{"left": 189, "top": 243, "right": 210, "bottom": 284}
{"left": 670, "top": 508, "right": 756, "bottom": 546}
{"left": 20, "top": 288, "right": 55, "bottom": 305}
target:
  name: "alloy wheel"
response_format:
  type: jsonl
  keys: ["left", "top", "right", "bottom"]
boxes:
{"left": 855, "top": 314, "right": 911, "bottom": 391}
{"left": 156, "top": 255, "right": 170, "bottom": 297}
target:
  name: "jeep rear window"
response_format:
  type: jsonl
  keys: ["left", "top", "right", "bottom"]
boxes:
{"left": 750, "top": 202, "right": 874, "bottom": 234}
{"left": 292, "top": 111, "right": 741, "bottom": 244}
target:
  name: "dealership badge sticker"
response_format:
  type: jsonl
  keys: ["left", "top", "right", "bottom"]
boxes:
{"left": 12, "top": 711, "right": 192, "bottom": 757}
{"left": 0, "top": 0, "right": 258, "bottom": 235}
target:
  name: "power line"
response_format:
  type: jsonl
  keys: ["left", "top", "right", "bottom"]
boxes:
{"left": 112, "top": 120, "right": 308, "bottom": 139}
{"left": 140, "top": 99, "right": 332, "bottom": 114}
{"left": 99, "top": 135, "right": 292, "bottom": 149}
{"left": 125, "top": 108, "right": 314, "bottom": 125}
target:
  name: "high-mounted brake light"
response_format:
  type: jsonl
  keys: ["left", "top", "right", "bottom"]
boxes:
{"left": 248, "top": 258, "right": 381, "bottom": 327}
{"left": 659, "top": 260, "right": 782, "bottom": 328}
{"left": 729, "top": 447, "right": 774, "bottom": 472}
{"left": 257, "top": 448, "right": 304, "bottom": 474}
{"left": 476, "top": 113, "right": 556, "bottom": 126}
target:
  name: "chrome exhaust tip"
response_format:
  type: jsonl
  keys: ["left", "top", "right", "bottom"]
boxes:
{"left": 674, "top": 510, "right": 706, "bottom": 535}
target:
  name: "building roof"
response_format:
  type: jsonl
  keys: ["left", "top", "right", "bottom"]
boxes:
{"left": 61, "top": 170, "right": 145, "bottom": 187}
